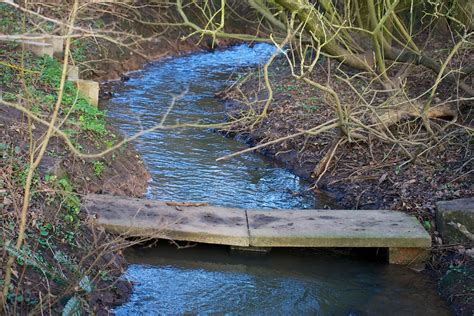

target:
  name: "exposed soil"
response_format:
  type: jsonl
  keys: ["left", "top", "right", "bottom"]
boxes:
{"left": 2, "top": 1, "right": 472, "bottom": 314}
{"left": 0, "top": 100, "right": 148, "bottom": 312}
{"left": 1, "top": 3, "right": 254, "bottom": 312}
{"left": 84, "top": 36, "right": 241, "bottom": 83}
{"left": 219, "top": 50, "right": 473, "bottom": 314}
{"left": 1, "top": 5, "right": 262, "bottom": 313}
{"left": 222, "top": 72, "right": 473, "bottom": 208}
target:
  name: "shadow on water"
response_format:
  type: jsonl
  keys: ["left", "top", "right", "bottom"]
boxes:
{"left": 105, "top": 44, "right": 449, "bottom": 315}
{"left": 116, "top": 244, "right": 450, "bottom": 315}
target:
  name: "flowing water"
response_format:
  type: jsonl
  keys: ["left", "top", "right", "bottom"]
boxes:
{"left": 105, "top": 44, "right": 320, "bottom": 209}
{"left": 105, "top": 44, "right": 450, "bottom": 315}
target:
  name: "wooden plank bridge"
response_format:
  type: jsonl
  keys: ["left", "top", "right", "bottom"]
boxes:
{"left": 83, "top": 194, "right": 431, "bottom": 265}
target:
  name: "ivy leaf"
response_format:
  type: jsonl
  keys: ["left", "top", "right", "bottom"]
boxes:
{"left": 62, "top": 296, "right": 81, "bottom": 316}
{"left": 79, "top": 276, "right": 92, "bottom": 294}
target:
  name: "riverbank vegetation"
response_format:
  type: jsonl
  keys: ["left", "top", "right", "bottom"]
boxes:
{"left": 0, "top": 1, "right": 158, "bottom": 314}
{"left": 170, "top": 0, "right": 473, "bottom": 313}
{"left": 0, "top": 0, "right": 472, "bottom": 314}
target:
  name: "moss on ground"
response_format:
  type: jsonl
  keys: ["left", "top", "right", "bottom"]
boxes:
{"left": 0, "top": 4, "right": 141, "bottom": 314}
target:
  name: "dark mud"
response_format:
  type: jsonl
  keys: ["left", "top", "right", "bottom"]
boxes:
{"left": 218, "top": 54, "right": 473, "bottom": 314}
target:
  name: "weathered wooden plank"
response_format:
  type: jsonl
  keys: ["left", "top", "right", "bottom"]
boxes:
{"left": 83, "top": 194, "right": 249, "bottom": 246}
{"left": 247, "top": 209, "right": 431, "bottom": 248}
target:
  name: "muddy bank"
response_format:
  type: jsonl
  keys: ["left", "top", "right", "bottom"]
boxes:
{"left": 220, "top": 57, "right": 472, "bottom": 209}
{"left": 218, "top": 55, "right": 473, "bottom": 314}
{"left": 0, "top": 20, "right": 151, "bottom": 315}
{"left": 0, "top": 104, "right": 148, "bottom": 314}
{"left": 88, "top": 38, "right": 242, "bottom": 83}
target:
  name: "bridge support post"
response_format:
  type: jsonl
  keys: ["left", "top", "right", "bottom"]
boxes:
{"left": 71, "top": 79, "right": 99, "bottom": 107}
{"left": 388, "top": 247, "right": 429, "bottom": 265}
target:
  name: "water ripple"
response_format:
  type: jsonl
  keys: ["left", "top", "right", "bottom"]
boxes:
{"left": 107, "top": 45, "right": 449, "bottom": 315}
{"left": 106, "top": 44, "right": 320, "bottom": 209}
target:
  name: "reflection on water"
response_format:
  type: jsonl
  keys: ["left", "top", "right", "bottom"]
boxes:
{"left": 107, "top": 45, "right": 448, "bottom": 315}
{"left": 105, "top": 44, "right": 324, "bottom": 209}
{"left": 115, "top": 245, "right": 450, "bottom": 315}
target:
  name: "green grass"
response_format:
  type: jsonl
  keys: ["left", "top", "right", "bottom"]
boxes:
{"left": 0, "top": 3, "right": 23, "bottom": 34}
{"left": 93, "top": 161, "right": 105, "bottom": 177}
{"left": 0, "top": 6, "right": 121, "bottom": 313}
{"left": 1, "top": 52, "right": 108, "bottom": 137}
{"left": 1, "top": 141, "right": 117, "bottom": 313}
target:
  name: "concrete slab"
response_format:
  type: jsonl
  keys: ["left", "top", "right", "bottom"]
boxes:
{"left": 20, "top": 41, "right": 54, "bottom": 57}
{"left": 83, "top": 194, "right": 249, "bottom": 247}
{"left": 247, "top": 209, "right": 431, "bottom": 248}
{"left": 47, "top": 36, "right": 64, "bottom": 54}
{"left": 18, "top": 34, "right": 63, "bottom": 56}
{"left": 83, "top": 194, "right": 432, "bottom": 265}
{"left": 67, "top": 65, "right": 79, "bottom": 81}
{"left": 388, "top": 247, "right": 430, "bottom": 265}
{"left": 436, "top": 198, "right": 474, "bottom": 244}
{"left": 70, "top": 79, "right": 99, "bottom": 107}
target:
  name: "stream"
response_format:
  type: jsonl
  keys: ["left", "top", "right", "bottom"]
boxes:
{"left": 105, "top": 44, "right": 450, "bottom": 315}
